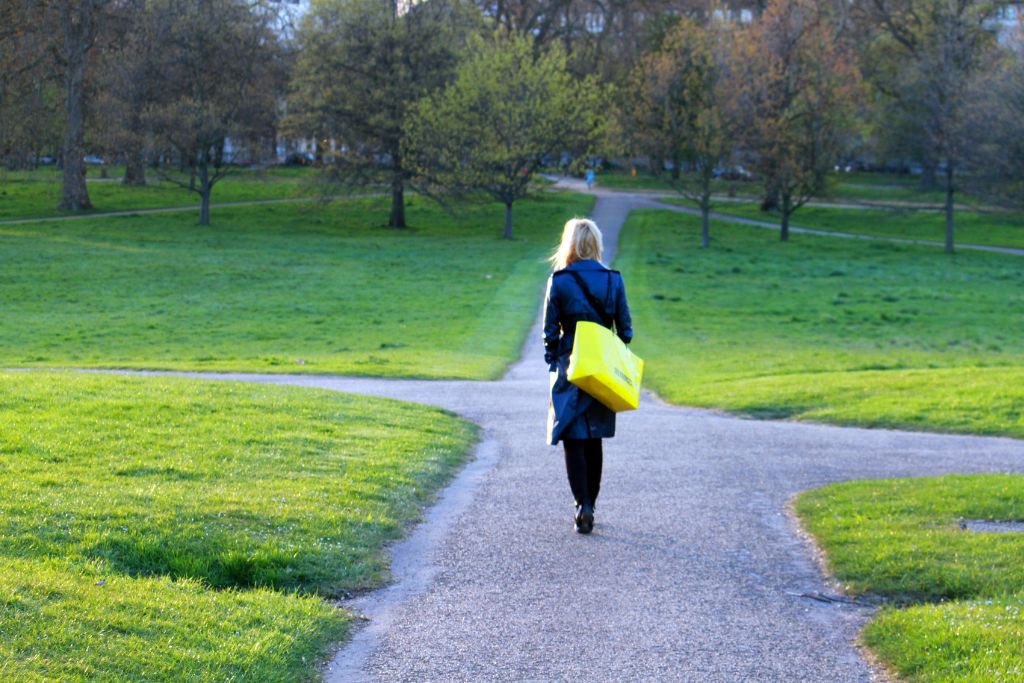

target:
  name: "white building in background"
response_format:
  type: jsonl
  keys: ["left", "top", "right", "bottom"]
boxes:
{"left": 990, "top": 1, "right": 1023, "bottom": 44}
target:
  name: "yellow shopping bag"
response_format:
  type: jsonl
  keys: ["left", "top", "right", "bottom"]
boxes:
{"left": 567, "top": 321, "right": 644, "bottom": 412}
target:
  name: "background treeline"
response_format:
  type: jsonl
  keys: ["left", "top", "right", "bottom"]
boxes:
{"left": 1, "top": 0, "right": 1022, "bottom": 247}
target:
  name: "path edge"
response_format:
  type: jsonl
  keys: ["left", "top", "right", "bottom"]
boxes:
{"left": 321, "top": 435, "right": 503, "bottom": 682}
{"left": 783, "top": 495, "right": 896, "bottom": 683}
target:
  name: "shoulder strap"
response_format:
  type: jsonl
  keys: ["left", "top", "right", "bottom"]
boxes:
{"left": 561, "top": 270, "right": 613, "bottom": 328}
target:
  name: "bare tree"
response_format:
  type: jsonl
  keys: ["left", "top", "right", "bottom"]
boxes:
{"left": 728, "top": 0, "right": 863, "bottom": 241}
{"left": 144, "top": 0, "right": 285, "bottom": 225}
{"left": 620, "top": 15, "right": 735, "bottom": 248}
{"left": 0, "top": 2, "right": 60, "bottom": 169}
{"left": 91, "top": 0, "right": 156, "bottom": 186}
{"left": 55, "top": 0, "right": 117, "bottom": 210}
{"left": 864, "top": 0, "right": 996, "bottom": 253}
{"left": 962, "top": 46, "right": 1024, "bottom": 208}
{"left": 286, "top": 0, "right": 481, "bottom": 229}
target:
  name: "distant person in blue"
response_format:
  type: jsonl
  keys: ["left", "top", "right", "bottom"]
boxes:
{"left": 543, "top": 218, "right": 633, "bottom": 534}
{"left": 584, "top": 168, "right": 596, "bottom": 190}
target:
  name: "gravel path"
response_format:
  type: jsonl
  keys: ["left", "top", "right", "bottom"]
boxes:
{"left": 82, "top": 189, "right": 1024, "bottom": 681}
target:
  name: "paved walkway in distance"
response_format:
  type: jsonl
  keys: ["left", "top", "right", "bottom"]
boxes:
{"left": 549, "top": 176, "right": 1024, "bottom": 257}
{"left": 93, "top": 189, "right": 1024, "bottom": 681}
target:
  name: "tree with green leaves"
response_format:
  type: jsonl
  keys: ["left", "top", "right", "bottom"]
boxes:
{"left": 287, "top": 0, "right": 481, "bottom": 229}
{"left": 404, "top": 31, "right": 605, "bottom": 239}
{"left": 728, "top": 0, "right": 863, "bottom": 241}
{"left": 621, "top": 15, "right": 733, "bottom": 248}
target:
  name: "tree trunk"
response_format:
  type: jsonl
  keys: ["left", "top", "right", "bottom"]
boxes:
{"left": 123, "top": 145, "right": 147, "bottom": 186}
{"left": 503, "top": 201, "right": 514, "bottom": 240}
{"left": 670, "top": 153, "right": 681, "bottom": 180}
{"left": 268, "top": 126, "right": 278, "bottom": 163}
{"left": 59, "top": 2, "right": 94, "bottom": 211}
{"left": 780, "top": 192, "right": 791, "bottom": 241}
{"left": 213, "top": 138, "right": 225, "bottom": 167}
{"left": 944, "top": 165, "right": 955, "bottom": 254}
{"left": 198, "top": 154, "right": 211, "bottom": 225}
{"left": 389, "top": 174, "right": 406, "bottom": 228}
{"left": 921, "top": 159, "right": 938, "bottom": 190}
{"left": 700, "top": 191, "right": 711, "bottom": 249}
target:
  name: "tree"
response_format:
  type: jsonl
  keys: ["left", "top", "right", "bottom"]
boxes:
{"left": 404, "top": 32, "right": 605, "bottom": 239}
{"left": 728, "top": 0, "right": 862, "bottom": 241}
{"left": 143, "top": 0, "right": 285, "bottom": 225}
{"left": 864, "top": 0, "right": 996, "bottom": 253}
{"left": 56, "top": 0, "right": 116, "bottom": 210}
{"left": 962, "top": 47, "right": 1024, "bottom": 208}
{"left": 286, "top": 0, "right": 481, "bottom": 229}
{"left": 621, "top": 16, "right": 734, "bottom": 248}
{"left": 91, "top": 0, "right": 157, "bottom": 186}
{"left": 0, "top": 2, "right": 61, "bottom": 170}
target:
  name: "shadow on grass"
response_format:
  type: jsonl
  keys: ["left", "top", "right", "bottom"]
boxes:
{"left": 85, "top": 530, "right": 344, "bottom": 596}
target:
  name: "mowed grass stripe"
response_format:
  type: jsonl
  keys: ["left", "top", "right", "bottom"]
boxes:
{"left": 0, "top": 192, "right": 594, "bottom": 379}
{"left": 0, "top": 371, "right": 477, "bottom": 680}
{"left": 616, "top": 209, "right": 1024, "bottom": 438}
{"left": 0, "top": 166, "right": 321, "bottom": 221}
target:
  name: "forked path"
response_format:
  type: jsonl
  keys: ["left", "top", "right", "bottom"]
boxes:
{"left": 101, "top": 192, "right": 1024, "bottom": 681}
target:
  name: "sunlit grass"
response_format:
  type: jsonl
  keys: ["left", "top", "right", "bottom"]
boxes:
{"left": 616, "top": 209, "right": 1024, "bottom": 437}
{"left": 796, "top": 475, "right": 1024, "bottom": 682}
{"left": 0, "top": 192, "right": 593, "bottom": 378}
{"left": 0, "top": 370, "right": 477, "bottom": 680}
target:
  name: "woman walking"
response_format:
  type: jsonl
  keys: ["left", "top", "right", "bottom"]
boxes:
{"left": 543, "top": 217, "right": 633, "bottom": 534}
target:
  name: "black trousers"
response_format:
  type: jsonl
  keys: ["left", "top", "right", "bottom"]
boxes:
{"left": 563, "top": 438, "right": 603, "bottom": 507}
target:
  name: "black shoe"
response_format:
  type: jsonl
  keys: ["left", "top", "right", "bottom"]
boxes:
{"left": 575, "top": 503, "right": 594, "bottom": 534}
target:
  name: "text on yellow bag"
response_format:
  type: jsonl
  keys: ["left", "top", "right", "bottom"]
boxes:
{"left": 567, "top": 321, "right": 644, "bottom": 412}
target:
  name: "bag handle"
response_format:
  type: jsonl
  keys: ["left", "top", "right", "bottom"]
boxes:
{"left": 564, "top": 270, "right": 614, "bottom": 329}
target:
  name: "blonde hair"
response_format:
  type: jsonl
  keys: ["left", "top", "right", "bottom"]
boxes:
{"left": 550, "top": 217, "right": 604, "bottom": 271}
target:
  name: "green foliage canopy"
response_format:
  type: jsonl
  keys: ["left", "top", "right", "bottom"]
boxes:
{"left": 404, "top": 31, "right": 606, "bottom": 239}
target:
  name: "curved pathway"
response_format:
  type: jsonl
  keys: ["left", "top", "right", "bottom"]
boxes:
{"left": 88, "top": 190, "right": 1024, "bottom": 681}
{"left": 550, "top": 177, "right": 1024, "bottom": 257}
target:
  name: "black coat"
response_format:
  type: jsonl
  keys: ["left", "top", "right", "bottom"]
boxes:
{"left": 543, "top": 259, "right": 633, "bottom": 445}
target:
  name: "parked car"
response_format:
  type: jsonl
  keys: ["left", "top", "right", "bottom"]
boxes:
{"left": 281, "top": 151, "right": 315, "bottom": 166}
{"left": 712, "top": 165, "right": 754, "bottom": 181}
{"left": 35, "top": 155, "right": 56, "bottom": 165}
{"left": 835, "top": 159, "right": 871, "bottom": 173}
{"left": 83, "top": 154, "right": 105, "bottom": 165}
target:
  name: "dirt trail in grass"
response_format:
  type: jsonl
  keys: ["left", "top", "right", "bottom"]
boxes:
{"left": 0, "top": 195, "right": 369, "bottom": 225}
{"left": 84, "top": 187, "right": 1024, "bottom": 681}
{"left": 551, "top": 176, "right": 1024, "bottom": 257}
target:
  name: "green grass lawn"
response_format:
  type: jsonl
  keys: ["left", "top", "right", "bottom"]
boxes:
{"left": 0, "top": 192, "right": 593, "bottom": 378}
{"left": 0, "top": 166, "right": 326, "bottom": 221}
{"left": 0, "top": 370, "right": 476, "bottom": 680}
{"left": 697, "top": 201, "right": 1024, "bottom": 250}
{"left": 796, "top": 475, "right": 1024, "bottom": 682}
{"left": 616, "top": 209, "right": 1024, "bottom": 438}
